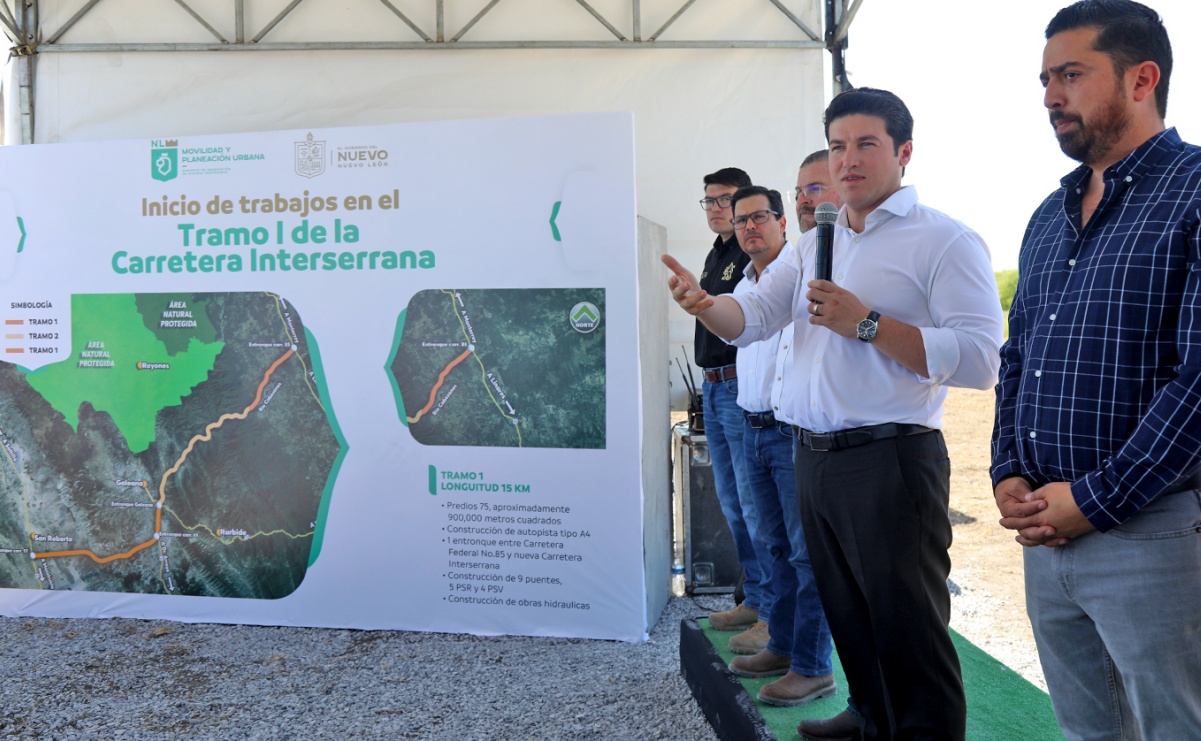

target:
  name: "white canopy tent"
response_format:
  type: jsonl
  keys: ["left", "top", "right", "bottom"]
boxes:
{"left": 0, "top": 1, "right": 858, "bottom": 303}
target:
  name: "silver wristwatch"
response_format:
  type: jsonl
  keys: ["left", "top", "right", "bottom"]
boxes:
{"left": 857, "top": 311, "right": 880, "bottom": 343}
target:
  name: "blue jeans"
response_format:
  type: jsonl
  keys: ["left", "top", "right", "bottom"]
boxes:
{"left": 702, "top": 375, "right": 770, "bottom": 613}
{"left": 1025, "top": 488, "right": 1201, "bottom": 740}
{"left": 742, "top": 420, "right": 833, "bottom": 676}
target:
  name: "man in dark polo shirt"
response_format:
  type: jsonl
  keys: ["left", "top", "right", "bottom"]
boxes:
{"left": 694, "top": 167, "right": 771, "bottom": 639}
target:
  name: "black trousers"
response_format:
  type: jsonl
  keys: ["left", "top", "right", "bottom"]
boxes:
{"left": 795, "top": 429, "right": 965, "bottom": 741}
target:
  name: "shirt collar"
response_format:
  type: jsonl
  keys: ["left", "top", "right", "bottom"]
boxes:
{"left": 835, "top": 185, "right": 919, "bottom": 233}
{"left": 714, "top": 233, "right": 739, "bottom": 253}
{"left": 742, "top": 240, "right": 793, "bottom": 283}
{"left": 1058, "top": 127, "right": 1184, "bottom": 191}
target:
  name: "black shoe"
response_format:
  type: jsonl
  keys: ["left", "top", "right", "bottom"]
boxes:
{"left": 797, "top": 710, "right": 864, "bottom": 741}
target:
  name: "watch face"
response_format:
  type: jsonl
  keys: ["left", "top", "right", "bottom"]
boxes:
{"left": 857, "top": 318, "right": 877, "bottom": 342}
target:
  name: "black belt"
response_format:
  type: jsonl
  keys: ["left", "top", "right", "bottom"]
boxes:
{"left": 703, "top": 365, "right": 736, "bottom": 383}
{"left": 744, "top": 411, "right": 776, "bottom": 429}
{"left": 793, "top": 422, "right": 934, "bottom": 452}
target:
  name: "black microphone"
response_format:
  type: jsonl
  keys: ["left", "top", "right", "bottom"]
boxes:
{"left": 814, "top": 201, "right": 838, "bottom": 283}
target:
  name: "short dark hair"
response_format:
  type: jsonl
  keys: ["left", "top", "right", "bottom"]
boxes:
{"left": 1046, "top": 0, "right": 1171, "bottom": 118}
{"left": 823, "top": 88, "right": 913, "bottom": 154}
{"left": 800, "top": 149, "right": 829, "bottom": 169}
{"left": 730, "top": 185, "right": 785, "bottom": 220}
{"left": 703, "top": 167, "right": 752, "bottom": 190}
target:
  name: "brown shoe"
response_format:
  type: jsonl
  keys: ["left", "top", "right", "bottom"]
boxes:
{"left": 707, "top": 602, "right": 758, "bottom": 631}
{"left": 727, "top": 620, "right": 770, "bottom": 655}
{"left": 798, "top": 710, "right": 864, "bottom": 741}
{"left": 757, "top": 671, "right": 836, "bottom": 707}
{"left": 728, "top": 648, "right": 790, "bottom": 678}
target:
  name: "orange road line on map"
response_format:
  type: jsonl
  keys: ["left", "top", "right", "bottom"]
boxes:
{"left": 32, "top": 348, "right": 295, "bottom": 565}
{"left": 157, "top": 347, "right": 295, "bottom": 497}
{"left": 408, "top": 348, "right": 472, "bottom": 424}
{"left": 35, "top": 540, "right": 159, "bottom": 565}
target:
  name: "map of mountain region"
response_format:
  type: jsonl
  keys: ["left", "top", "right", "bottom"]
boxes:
{"left": 0, "top": 292, "right": 344, "bottom": 598}
{"left": 390, "top": 288, "right": 605, "bottom": 449}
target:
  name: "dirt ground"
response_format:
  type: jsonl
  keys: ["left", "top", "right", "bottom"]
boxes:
{"left": 941, "top": 386, "right": 1044, "bottom": 688}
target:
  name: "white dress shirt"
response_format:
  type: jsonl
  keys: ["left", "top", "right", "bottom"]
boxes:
{"left": 730, "top": 186, "right": 1003, "bottom": 432}
{"left": 734, "top": 241, "right": 794, "bottom": 415}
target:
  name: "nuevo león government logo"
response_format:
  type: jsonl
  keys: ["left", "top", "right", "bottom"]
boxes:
{"left": 295, "top": 132, "right": 326, "bottom": 179}
{"left": 151, "top": 139, "right": 178, "bottom": 182}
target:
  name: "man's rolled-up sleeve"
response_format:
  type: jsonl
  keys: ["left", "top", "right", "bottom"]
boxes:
{"left": 922, "top": 231, "right": 1004, "bottom": 389}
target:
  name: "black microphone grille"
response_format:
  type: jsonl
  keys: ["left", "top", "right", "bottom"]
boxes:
{"left": 815, "top": 201, "right": 839, "bottom": 224}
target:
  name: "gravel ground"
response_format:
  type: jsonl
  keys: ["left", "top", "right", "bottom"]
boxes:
{"left": 0, "top": 596, "right": 722, "bottom": 740}
{"left": 0, "top": 584, "right": 1032, "bottom": 740}
{"left": 948, "top": 567, "right": 1046, "bottom": 692}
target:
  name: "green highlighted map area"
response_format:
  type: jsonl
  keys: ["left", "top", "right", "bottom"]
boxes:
{"left": 25, "top": 294, "right": 223, "bottom": 453}
{"left": 0, "top": 292, "right": 344, "bottom": 599}
{"left": 389, "top": 288, "right": 606, "bottom": 449}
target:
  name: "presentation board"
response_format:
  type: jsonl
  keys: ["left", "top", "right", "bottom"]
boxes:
{"left": 0, "top": 112, "right": 651, "bottom": 641}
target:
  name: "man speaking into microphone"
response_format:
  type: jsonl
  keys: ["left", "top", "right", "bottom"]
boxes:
{"left": 664, "top": 88, "right": 1002, "bottom": 740}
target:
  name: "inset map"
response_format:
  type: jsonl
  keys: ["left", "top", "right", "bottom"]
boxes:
{"left": 389, "top": 288, "right": 605, "bottom": 449}
{"left": 0, "top": 292, "right": 344, "bottom": 598}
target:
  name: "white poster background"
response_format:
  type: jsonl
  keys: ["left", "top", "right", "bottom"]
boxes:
{"left": 0, "top": 112, "right": 648, "bottom": 641}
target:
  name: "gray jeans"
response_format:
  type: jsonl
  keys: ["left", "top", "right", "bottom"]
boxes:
{"left": 1025, "top": 489, "right": 1201, "bottom": 740}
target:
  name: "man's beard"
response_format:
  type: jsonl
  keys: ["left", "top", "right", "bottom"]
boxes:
{"left": 1053, "top": 85, "right": 1131, "bottom": 165}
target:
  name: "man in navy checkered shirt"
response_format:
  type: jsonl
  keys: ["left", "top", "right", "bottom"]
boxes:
{"left": 992, "top": 1, "right": 1201, "bottom": 737}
